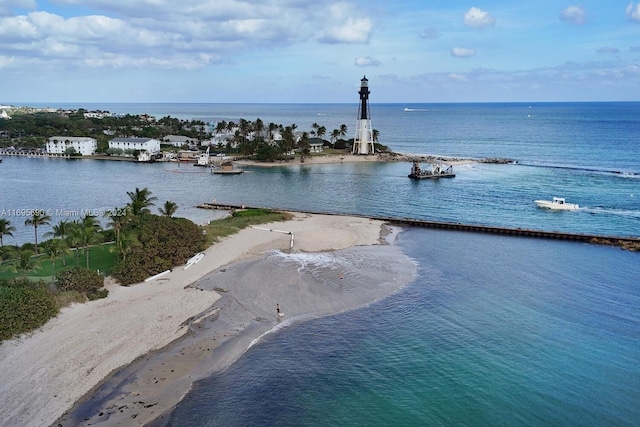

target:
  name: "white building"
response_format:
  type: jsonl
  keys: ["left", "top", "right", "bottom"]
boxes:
{"left": 108, "top": 137, "right": 161, "bottom": 155}
{"left": 162, "top": 135, "right": 197, "bottom": 147}
{"left": 47, "top": 136, "right": 97, "bottom": 155}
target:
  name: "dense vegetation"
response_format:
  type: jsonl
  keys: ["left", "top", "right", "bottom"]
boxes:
{"left": 0, "top": 185, "right": 294, "bottom": 341}
{"left": 0, "top": 108, "right": 389, "bottom": 160}
{"left": 0, "top": 109, "right": 209, "bottom": 152}
{"left": 111, "top": 215, "right": 207, "bottom": 285}
{"left": 0, "top": 278, "right": 58, "bottom": 341}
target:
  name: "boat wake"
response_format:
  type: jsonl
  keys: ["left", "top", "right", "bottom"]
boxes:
{"left": 518, "top": 162, "right": 639, "bottom": 177}
{"left": 580, "top": 206, "right": 640, "bottom": 218}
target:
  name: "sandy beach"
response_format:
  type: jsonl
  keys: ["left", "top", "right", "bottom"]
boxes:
{"left": 234, "top": 152, "right": 480, "bottom": 168}
{"left": 0, "top": 213, "right": 416, "bottom": 427}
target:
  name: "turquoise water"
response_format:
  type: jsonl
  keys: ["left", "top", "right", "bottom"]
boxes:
{"left": 166, "top": 230, "right": 640, "bottom": 426}
{"left": 2, "top": 102, "right": 640, "bottom": 425}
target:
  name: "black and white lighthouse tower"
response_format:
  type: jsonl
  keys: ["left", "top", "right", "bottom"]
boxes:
{"left": 352, "top": 75, "right": 375, "bottom": 155}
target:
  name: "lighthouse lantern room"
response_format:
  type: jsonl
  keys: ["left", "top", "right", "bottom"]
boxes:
{"left": 352, "top": 76, "right": 375, "bottom": 155}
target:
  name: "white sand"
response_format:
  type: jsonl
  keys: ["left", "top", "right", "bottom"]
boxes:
{"left": 235, "top": 152, "right": 477, "bottom": 168}
{"left": 0, "top": 213, "right": 385, "bottom": 427}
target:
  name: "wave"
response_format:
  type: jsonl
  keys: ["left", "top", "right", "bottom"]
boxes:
{"left": 403, "top": 107, "right": 428, "bottom": 112}
{"left": 580, "top": 206, "right": 640, "bottom": 218}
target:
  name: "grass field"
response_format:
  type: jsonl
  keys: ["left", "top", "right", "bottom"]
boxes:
{"left": 0, "top": 244, "right": 118, "bottom": 283}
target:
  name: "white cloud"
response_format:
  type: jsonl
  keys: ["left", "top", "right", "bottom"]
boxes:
{"left": 0, "top": 1, "right": 375, "bottom": 71}
{"left": 597, "top": 47, "right": 620, "bottom": 54}
{"left": 354, "top": 56, "right": 381, "bottom": 67}
{"left": 463, "top": 7, "right": 495, "bottom": 28}
{"left": 451, "top": 47, "right": 476, "bottom": 57}
{"left": 626, "top": 2, "right": 640, "bottom": 22}
{"left": 559, "top": 6, "right": 587, "bottom": 25}
{"left": 316, "top": 3, "right": 373, "bottom": 44}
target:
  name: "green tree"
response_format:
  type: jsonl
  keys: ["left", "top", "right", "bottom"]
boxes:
{"left": 7, "top": 248, "right": 40, "bottom": 277}
{"left": 330, "top": 129, "right": 340, "bottom": 147}
{"left": 24, "top": 211, "right": 51, "bottom": 254}
{"left": 339, "top": 124, "right": 348, "bottom": 139}
{"left": 105, "top": 208, "right": 128, "bottom": 249}
{"left": 126, "top": 187, "right": 157, "bottom": 216}
{"left": 79, "top": 214, "right": 103, "bottom": 269}
{"left": 44, "top": 219, "right": 72, "bottom": 265}
{"left": 45, "top": 238, "right": 70, "bottom": 290}
{"left": 158, "top": 201, "right": 179, "bottom": 217}
{"left": 298, "top": 132, "right": 310, "bottom": 163}
{"left": 0, "top": 219, "right": 16, "bottom": 246}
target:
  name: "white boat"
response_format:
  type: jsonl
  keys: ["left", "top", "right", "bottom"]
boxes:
{"left": 195, "top": 147, "right": 210, "bottom": 167}
{"left": 534, "top": 197, "right": 579, "bottom": 211}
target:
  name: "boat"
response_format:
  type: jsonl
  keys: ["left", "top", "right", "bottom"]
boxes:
{"left": 194, "top": 147, "right": 210, "bottom": 167}
{"left": 408, "top": 160, "right": 455, "bottom": 179}
{"left": 211, "top": 161, "right": 243, "bottom": 175}
{"left": 534, "top": 197, "right": 579, "bottom": 211}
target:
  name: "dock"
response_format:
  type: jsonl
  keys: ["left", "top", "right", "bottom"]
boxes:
{"left": 197, "top": 202, "right": 640, "bottom": 249}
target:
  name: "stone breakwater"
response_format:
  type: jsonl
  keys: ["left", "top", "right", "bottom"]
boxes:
{"left": 379, "top": 152, "right": 514, "bottom": 164}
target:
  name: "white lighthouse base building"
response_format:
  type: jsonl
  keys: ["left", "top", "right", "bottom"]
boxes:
{"left": 352, "top": 118, "right": 375, "bottom": 155}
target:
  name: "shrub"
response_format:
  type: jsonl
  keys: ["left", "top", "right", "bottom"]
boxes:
{"left": 0, "top": 280, "right": 58, "bottom": 341}
{"left": 112, "top": 215, "right": 206, "bottom": 285}
{"left": 56, "top": 266, "right": 108, "bottom": 301}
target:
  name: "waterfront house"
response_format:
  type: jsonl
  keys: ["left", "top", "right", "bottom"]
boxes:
{"left": 108, "top": 137, "right": 161, "bottom": 155}
{"left": 163, "top": 135, "right": 197, "bottom": 147}
{"left": 47, "top": 136, "right": 97, "bottom": 155}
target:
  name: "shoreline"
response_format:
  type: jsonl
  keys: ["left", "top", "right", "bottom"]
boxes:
{"left": 234, "top": 152, "right": 511, "bottom": 168}
{"left": 0, "top": 213, "right": 416, "bottom": 427}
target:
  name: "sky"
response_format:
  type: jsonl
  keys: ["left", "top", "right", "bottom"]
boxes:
{"left": 0, "top": 0, "right": 639, "bottom": 103}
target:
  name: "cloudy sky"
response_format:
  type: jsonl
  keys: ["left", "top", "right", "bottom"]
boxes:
{"left": 1, "top": 0, "right": 639, "bottom": 103}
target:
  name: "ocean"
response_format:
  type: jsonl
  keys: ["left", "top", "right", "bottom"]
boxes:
{"left": 2, "top": 102, "right": 639, "bottom": 425}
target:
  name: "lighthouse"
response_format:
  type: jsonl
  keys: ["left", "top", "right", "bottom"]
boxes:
{"left": 352, "top": 75, "right": 375, "bottom": 155}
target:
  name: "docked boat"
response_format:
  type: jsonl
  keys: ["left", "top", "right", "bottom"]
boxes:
{"left": 408, "top": 160, "right": 455, "bottom": 179}
{"left": 194, "top": 147, "right": 210, "bottom": 167}
{"left": 534, "top": 197, "right": 579, "bottom": 211}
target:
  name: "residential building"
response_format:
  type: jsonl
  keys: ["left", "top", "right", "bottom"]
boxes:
{"left": 108, "top": 137, "right": 161, "bottom": 155}
{"left": 47, "top": 136, "right": 97, "bottom": 155}
{"left": 162, "top": 135, "right": 197, "bottom": 147}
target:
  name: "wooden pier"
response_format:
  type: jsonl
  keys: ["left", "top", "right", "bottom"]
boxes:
{"left": 197, "top": 203, "right": 640, "bottom": 250}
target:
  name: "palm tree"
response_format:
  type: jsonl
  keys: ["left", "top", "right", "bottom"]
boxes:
{"left": 126, "top": 187, "right": 157, "bottom": 216}
{"left": 299, "top": 132, "right": 310, "bottom": 163}
{"left": 310, "top": 122, "right": 320, "bottom": 138}
{"left": 7, "top": 248, "right": 40, "bottom": 278}
{"left": 24, "top": 211, "right": 52, "bottom": 254}
{"left": 66, "top": 220, "right": 83, "bottom": 265}
{"left": 330, "top": 129, "right": 340, "bottom": 147}
{"left": 46, "top": 238, "right": 70, "bottom": 290}
{"left": 105, "top": 208, "right": 128, "bottom": 250}
{"left": 113, "top": 231, "right": 142, "bottom": 262}
{"left": 79, "top": 214, "right": 103, "bottom": 269}
{"left": 339, "top": 124, "right": 348, "bottom": 139}
{"left": 44, "top": 219, "right": 71, "bottom": 264}
{"left": 0, "top": 219, "right": 16, "bottom": 246}
{"left": 158, "top": 200, "right": 179, "bottom": 217}
{"left": 317, "top": 125, "right": 326, "bottom": 143}
{"left": 372, "top": 129, "right": 380, "bottom": 143}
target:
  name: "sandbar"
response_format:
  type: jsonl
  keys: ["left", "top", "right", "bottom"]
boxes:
{"left": 0, "top": 212, "right": 416, "bottom": 427}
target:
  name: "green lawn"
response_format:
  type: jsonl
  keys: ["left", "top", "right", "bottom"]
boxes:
{"left": 0, "top": 244, "right": 118, "bottom": 283}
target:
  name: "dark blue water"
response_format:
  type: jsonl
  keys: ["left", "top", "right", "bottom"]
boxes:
{"left": 166, "top": 230, "right": 640, "bottom": 426}
{"left": 2, "top": 102, "right": 639, "bottom": 425}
